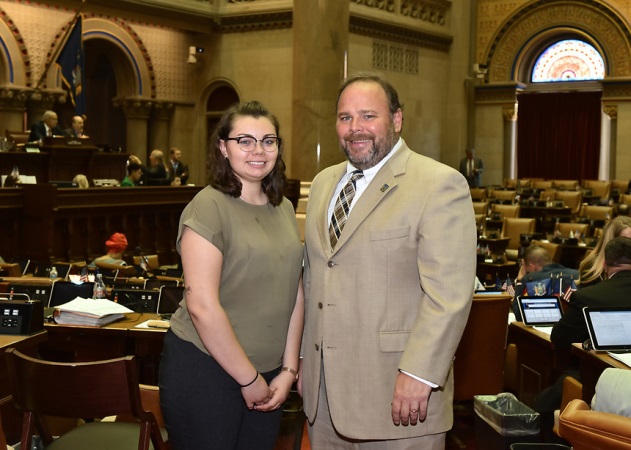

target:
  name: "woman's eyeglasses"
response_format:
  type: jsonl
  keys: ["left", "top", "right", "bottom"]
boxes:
{"left": 224, "top": 135, "right": 281, "bottom": 153}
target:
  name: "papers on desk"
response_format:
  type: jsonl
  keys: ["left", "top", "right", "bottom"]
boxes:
{"left": 533, "top": 326, "right": 554, "bottom": 335}
{"left": 54, "top": 297, "right": 134, "bottom": 326}
{"left": 607, "top": 352, "right": 631, "bottom": 368}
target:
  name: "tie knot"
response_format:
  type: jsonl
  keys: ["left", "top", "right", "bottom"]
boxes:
{"left": 349, "top": 170, "right": 364, "bottom": 183}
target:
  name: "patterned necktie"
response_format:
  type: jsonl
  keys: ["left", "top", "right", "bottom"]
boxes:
{"left": 329, "top": 170, "right": 364, "bottom": 248}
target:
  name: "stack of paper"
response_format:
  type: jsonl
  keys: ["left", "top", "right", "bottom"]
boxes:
{"left": 54, "top": 297, "right": 134, "bottom": 326}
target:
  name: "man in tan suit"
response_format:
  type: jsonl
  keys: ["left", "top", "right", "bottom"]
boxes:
{"left": 300, "top": 73, "right": 476, "bottom": 449}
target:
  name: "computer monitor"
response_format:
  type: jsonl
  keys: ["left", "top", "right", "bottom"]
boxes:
{"left": 49, "top": 281, "right": 95, "bottom": 308}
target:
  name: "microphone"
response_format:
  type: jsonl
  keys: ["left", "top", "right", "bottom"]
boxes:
{"left": 135, "top": 246, "right": 156, "bottom": 278}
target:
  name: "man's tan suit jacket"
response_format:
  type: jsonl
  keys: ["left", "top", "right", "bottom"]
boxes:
{"left": 302, "top": 143, "right": 476, "bottom": 440}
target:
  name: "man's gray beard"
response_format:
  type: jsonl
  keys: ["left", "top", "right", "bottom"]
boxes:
{"left": 342, "top": 126, "right": 398, "bottom": 170}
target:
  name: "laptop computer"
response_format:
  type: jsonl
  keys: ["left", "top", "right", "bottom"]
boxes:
{"left": 157, "top": 286, "right": 184, "bottom": 319}
{"left": 49, "top": 281, "right": 95, "bottom": 308}
{"left": 518, "top": 296, "right": 564, "bottom": 327}
{"left": 583, "top": 307, "right": 631, "bottom": 352}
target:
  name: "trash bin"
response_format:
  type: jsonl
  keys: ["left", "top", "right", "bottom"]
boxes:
{"left": 474, "top": 393, "right": 540, "bottom": 450}
{"left": 510, "top": 445, "right": 571, "bottom": 450}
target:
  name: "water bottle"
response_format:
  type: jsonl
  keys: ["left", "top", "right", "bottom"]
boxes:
{"left": 93, "top": 273, "right": 106, "bottom": 299}
{"left": 49, "top": 266, "right": 58, "bottom": 280}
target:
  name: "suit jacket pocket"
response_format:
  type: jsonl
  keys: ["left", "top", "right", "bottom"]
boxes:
{"left": 379, "top": 331, "right": 409, "bottom": 353}
{"left": 370, "top": 226, "right": 410, "bottom": 241}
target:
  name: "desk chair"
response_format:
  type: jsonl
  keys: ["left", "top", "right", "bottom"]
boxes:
{"left": 492, "top": 203, "right": 520, "bottom": 219}
{"left": 554, "top": 222, "right": 590, "bottom": 239}
{"left": 133, "top": 255, "right": 160, "bottom": 271}
{"left": 552, "top": 179, "right": 580, "bottom": 190}
{"left": 5, "top": 348, "right": 168, "bottom": 450}
{"left": 532, "top": 180, "right": 554, "bottom": 190}
{"left": 580, "top": 204, "right": 614, "bottom": 223}
{"left": 470, "top": 187, "right": 487, "bottom": 201}
{"left": 472, "top": 201, "right": 489, "bottom": 216}
{"left": 492, "top": 189, "right": 517, "bottom": 204}
{"left": 501, "top": 218, "right": 536, "bottom": 261}
{"left": 558, "top": 399, "right": 631, "bottom": 449}
{"left": 582, "top": 180, "right": 611, "bottom": 202}
{"left": 555, "top": 190, "right": 584, "bottom": 216}
{"left": 532, "top": 240, "right": 562, "bottom": 263}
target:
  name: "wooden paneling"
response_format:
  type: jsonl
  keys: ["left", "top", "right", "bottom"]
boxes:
{"left": 0, "top": 185, "right": 202, "bottom": 266}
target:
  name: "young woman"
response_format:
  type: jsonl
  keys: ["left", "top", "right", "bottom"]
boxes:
{"left": 159, "top": 101, "right": 304, "bottom": 449}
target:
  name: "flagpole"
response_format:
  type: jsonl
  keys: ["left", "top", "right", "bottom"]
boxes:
{"left": 35, "top": 0, "right": 86, "bottom": 89}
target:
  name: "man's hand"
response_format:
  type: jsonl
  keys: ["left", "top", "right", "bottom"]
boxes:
{"left": 391, "top": 373, "right": 432, "bottom": 426}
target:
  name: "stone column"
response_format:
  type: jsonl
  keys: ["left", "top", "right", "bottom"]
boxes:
{"left": 149, "top": 101, "right": 174, "bottom": 153}
{"left": 291, "top": 0, "right": 349, "bottom": 181}
{"left": 0, "top": 88, "right": 30, "bottom": 136}
{"left": 502, "top": 104, "right": 518, "bottom": 180}
{"left": 114, "top": 97, "right": 152, "bottom": 161}
{"left": 603, "top": 103, "right": 617, "bottom": 180}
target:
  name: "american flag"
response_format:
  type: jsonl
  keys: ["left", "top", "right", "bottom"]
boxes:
{"left": 79, "top": 265, "right": 89, "bottom": 282}
{"left": 562, "top": 278, "right": 578, "bottom": 301}
{"left": 503, "top": 275, "right": 516, "bottom": 297}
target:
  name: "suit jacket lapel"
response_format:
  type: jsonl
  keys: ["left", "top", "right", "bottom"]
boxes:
{"left": 331, "top": 146, "right": 410, "bottom": 253}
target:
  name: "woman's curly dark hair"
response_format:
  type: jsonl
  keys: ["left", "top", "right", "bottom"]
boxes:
{"left": 206, "top": 101, "right": 287, "bottom": 207}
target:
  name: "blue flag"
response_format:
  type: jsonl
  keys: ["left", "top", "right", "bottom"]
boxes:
{"left": 525, "top": 278, "right": 551, "bottom": 296}
{"left": 55, "top": 15, "right": 85, "bottom": 115}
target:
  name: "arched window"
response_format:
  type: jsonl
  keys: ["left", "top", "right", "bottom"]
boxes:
{"left": 532, "top": 39, "right": 605, "bottom": 82}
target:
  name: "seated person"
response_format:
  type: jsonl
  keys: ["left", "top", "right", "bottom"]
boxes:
{"left": 551, "top": 236, "right": 631, "bottom": 359}
{"left": 28, "top": 110, "right": 64, "bottom": 142}
{"left": 64, "top": 115, "right": 89, "bottom": 139}
{"left": 511, "top": 244, "right": 579, "bottom": 319}
{"left": 537, "top": 237, "right": 631, "bottom": 441}
{"left": 89, "top": 232, "right": 129, "bottom": 268}
{"left": 592, "top": 368, "right": 631, "bottom": 417}
{"left": 121, "top": 163, "right": 142, "bottom": 187}
{"left": 73, "top": 174, "right": 89, "bottom": 188}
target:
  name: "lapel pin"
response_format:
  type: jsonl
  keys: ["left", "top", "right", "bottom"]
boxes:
{"left": 380, "top": 184, "right": 389, "bottom": 192}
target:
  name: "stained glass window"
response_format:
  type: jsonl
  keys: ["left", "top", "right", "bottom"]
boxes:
{"left": 532, "top": 39, "right": 605, "bottom": 82}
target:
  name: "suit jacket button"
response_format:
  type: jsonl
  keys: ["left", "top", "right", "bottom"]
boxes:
{"left": 315, "top": 343, "right": 320, "bottom": 351}
{"left": 327, "top": 261, "right": 335, "bottom": 267}
{"left": 318, "top": 302, "right": 323, "bottom": 309}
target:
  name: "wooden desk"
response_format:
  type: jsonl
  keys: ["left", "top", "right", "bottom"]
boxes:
{"left": 41, "top": 313, "right": 166, "bottom": 385}
{"left": 0, "top": 331, "right": 47, "bottom": 444}
{"left": 571, "top": 343, "right": 630, "bottom": 404}
{"left": 507, "top": 322, "right": 559, "bottom": 407}
{"left": 477, "top": 261, "right": 518, "bottom": 285}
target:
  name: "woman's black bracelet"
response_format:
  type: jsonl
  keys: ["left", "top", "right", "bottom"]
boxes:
{"left": 240, "top": 371, "right": 259, "bottom": 388}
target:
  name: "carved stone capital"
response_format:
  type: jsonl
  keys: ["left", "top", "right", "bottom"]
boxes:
{"left": 603, "top": 104, "right": 618, "bottom": 120}
{"left": 29, "top": 89, "right": 67, "bottom": 109}
{"left": 0, "top": 87, "right": 32, "bottom": 110}
{"left": 502, "top": 104, "right": 518, "bottom": 121}
{"left": 152, "top": 101, "right": 175, "bottom": 121}
{"left": 113, "top": 97, "right": 154, "bottom": 119}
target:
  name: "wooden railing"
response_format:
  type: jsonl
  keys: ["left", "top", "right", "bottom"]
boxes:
{"left": 0, "top": 184, "right": 202, "bottom": 267}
